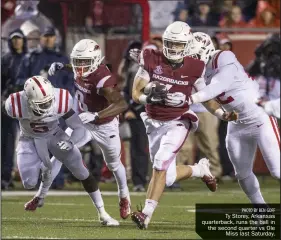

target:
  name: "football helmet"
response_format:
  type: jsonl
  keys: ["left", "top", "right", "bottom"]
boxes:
{"left": 192, "top": 32, "right": 215, "bottom": 64}
{"left": 70, "top": 39, "right": 104, "bottom": 78}
{"left": 24, "top": 76, "right": 54, "bottom": 115}
{"left": 162, "top": 21, "right": 194, "bottom": 61}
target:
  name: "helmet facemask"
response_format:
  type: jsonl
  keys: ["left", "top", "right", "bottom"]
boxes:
{"left": 29, "top": 95, "right": 54, "bottom": 116}
{"left": 71, "top": 55, "right": 104, "bottom": 78}
{"left": 163, "top": 38, "right": 194, "bottom": 61}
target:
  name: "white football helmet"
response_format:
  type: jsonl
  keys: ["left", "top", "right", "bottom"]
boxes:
{"left": 192, "top": 32, "right": 215, "bottom": 64}
{"left": 24, "top": 76, "right": 54, "bottom": 115}
{"left": 70, "top": 39, "right": 104, "bottom": 78}
{"left": 162, "top": 21, "right": 194, "bottom": 61}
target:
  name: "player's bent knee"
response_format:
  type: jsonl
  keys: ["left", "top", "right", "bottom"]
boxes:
{"left": 235, "top": 171, "right": 252, "bottom": 181}
{"left": 70, "top": 167, "right": 89, "bottom": 181}
{"left": 153, "top": 158, "right": 174, "bottom": 171}
{"left": 106, "top": 160, "right": 120, "bottom": 172}
{"left": 166, "top": 174, "right": 176, "bottom": 187}
{"left": 22, "top": 178, "right": 37, "bottom": 189}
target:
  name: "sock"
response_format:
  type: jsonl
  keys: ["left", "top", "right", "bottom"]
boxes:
{"left": 238, "top": 173, "right": 266, "bottom": 204}
{"left": 88, "top": 190, "right": 107, "bottom": 216}
{"left": 189, "top": 165, "right": 202, "bottom": 178}
{"left": 35, "top": 158, "right": 62, "bottom": 198}
{"left": 113, "top": 164, "right": 129, "bottom": 198}
{"left": 142, "top": 199, "right": 158, "bottom": 218}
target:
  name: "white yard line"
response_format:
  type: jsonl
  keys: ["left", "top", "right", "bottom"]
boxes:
{"left": 4, "top": 237, "right": 69, "bottom": 240}
{"left": 2, "top": 188, "right": 278, "bottom": 197}
{"left": 2, "top": 216, "right": 172, "bottom": 225}
{"left": 3, "top": 201, "right": 195, "bottom": 208}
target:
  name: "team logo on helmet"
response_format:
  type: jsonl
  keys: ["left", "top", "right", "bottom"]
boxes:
{"left": 153, "top": 65, "right": 163, "bottom": 75}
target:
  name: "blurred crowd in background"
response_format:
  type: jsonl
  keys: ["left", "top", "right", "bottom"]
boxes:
{"left": 1, "top": 0, "right": 280, "bottom": 191}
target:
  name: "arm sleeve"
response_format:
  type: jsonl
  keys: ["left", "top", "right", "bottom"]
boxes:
{"left": 64, "top": 112, "right": 87, "bottom": 145}
{"left": 191, "top": 64, "right": 237, "bottom": 103}
{"left": 264, "top": 98, "right": 280, "bottom": 119}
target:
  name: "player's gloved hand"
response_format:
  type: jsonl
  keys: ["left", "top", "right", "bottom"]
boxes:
{"left": 129, "top": 49, "right": 141, "bottom": 63}
{"left": 165, "top": 92, "right": 187, "bottom": 107}
{"left": 79, "top": 112, "right": 99, "bottom": 124}
{"left": 48, "top": 62, "right": 64, "bottom": 76}
{"left": 57, "top": 140, "right": 73, "bottom": 151}
{"left": 146, "top": 86, "right": 166, "bottom": 105}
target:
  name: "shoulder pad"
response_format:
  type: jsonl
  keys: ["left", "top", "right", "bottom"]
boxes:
{"left": 211, "top": 50, "right": 237, "bottom": 69}
{"left": 54, "top": 88, "right": 73, "bottom": 115}
{"left": 5, "top": 91, "right": 26, "bottom": 119}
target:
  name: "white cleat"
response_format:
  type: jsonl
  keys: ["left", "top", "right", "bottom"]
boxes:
{"left": 198, "top": 158, "right": 217, "bottom": 192}
{"left": 198, "top": 158, "right": 213, "bottom": 178}
{"left": 99, "top": 214, "right": 120, "bottom": 226}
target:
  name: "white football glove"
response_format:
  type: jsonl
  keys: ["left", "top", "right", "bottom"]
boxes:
{"left": 79, "top": 112, "right": 99, "bottom": 124}
{"left": 48, "top": 62, "right": 64, "bottom": 76}
{"left": 165, "top": 92, "right": 187, "bottom": 107}
{"left": 57, "top": 140, "right": 73, "bottom": 151}
{"left": 129, "top": 48, "right": 141, "bottom": 63}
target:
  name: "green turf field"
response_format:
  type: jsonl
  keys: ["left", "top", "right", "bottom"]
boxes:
{"left": 2, "top": 178, "right": 280, "bottom": 239}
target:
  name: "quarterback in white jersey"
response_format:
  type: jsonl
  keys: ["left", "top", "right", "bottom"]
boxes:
{"left": 188, "top": 32, "right": 280, "bottom": 205}
{"left": 4, "top": 76, "right": 119, "bottom": 226}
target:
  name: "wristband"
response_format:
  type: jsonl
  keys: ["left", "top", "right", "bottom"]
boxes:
{"left": 214, "top": 108, "right": 224, "bottom": 119}
{"left": 139, "top": 94, "right": 148, "bottom": 104}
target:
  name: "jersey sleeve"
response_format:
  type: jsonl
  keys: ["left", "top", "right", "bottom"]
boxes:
{"left": 95, "top": 65, "right": 116, "bottom": 89}
{"left": 5, "top": 92, "right": 23, "bottom": 118}
{"left": 212, "top": 50, "right": 237, "bottom": 69}
{"left": 139, "top": 48, "right": 153, "bottom": 72}
{"left": 57, "top": 88, "right": 73, "bottom": 114}
{"left": 191, "top": 64, "right": 237, "bottom": 103}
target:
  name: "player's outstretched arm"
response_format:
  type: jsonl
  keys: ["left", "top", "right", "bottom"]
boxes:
{"left": 96, "top": 87, "right": 128, "bottom": 120}
{"left": 202, "top": 100, "right": 238, "bottom": 121}
{"left": 58, "top": 109, "right": 87, "bottom": 151}
{"left": 190, "top": 64, "right": 237, "bottom": 104}
{"left": 48, "top": 62, "right": 73, "bottom": 76}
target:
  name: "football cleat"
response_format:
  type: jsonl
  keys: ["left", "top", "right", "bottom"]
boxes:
{"left": 24, "top": 197, "right": 44, "bottom": 211}
{"left": 198, "top": 158, "right": 217, "bottom": 192}
{"left": 119, "top": 196, "right": 131, "bottom": 219}
{"left": 131, "top": 209, "right": 150, "bottom": 230}
{"left": 99, "top": 214, "right": 119, "bottom": 226}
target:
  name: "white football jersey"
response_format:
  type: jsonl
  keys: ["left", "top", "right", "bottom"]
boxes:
{"left": 5, "top": 88, "right": 73, "bottom": 138}
{"left": 204, "top": 50, "right": 264, "bottom": 122}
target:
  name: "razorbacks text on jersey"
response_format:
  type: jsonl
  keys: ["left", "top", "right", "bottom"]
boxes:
{"left": 140, "top": 48, "right": 206, "bottom": 121}
{"left": 193, "top": 50, "right": 263, "bottom": 123}
{"left": 5, "top": 88, "right": 72, "bottom": 138}
{"left": 73, "top": 64, "right": 117, "bottom": 124}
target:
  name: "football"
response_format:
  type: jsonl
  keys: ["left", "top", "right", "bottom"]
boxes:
{"left": 143, "top": 81, "right": 168, "bottom": 96}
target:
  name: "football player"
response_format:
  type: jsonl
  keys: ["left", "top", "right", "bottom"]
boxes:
{"left": 187, "top": 32, "right": 280, "bottom": 205}
{"left": 4, "top": 76, "right": 119, "bottom": 226}
{"left": 130, "top": 21, "right": 238, "bottom": 229}
{"left": 27, "top": 39, "right": 131, "bottom": 220}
